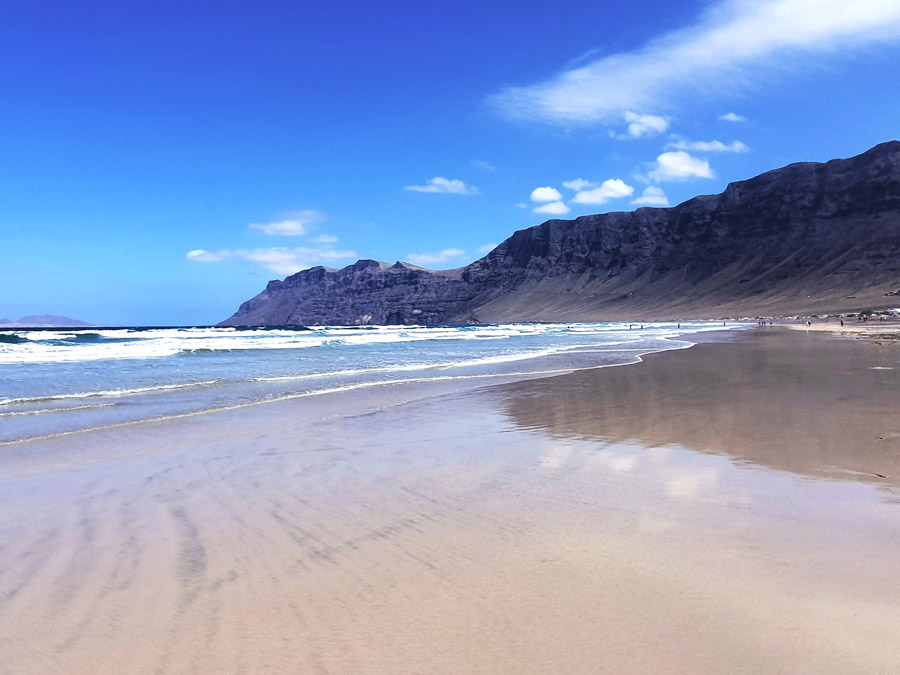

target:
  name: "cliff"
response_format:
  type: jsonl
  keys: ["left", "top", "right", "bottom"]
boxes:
{"left": 220, "top": 141, "right": 900, "bottom": 325}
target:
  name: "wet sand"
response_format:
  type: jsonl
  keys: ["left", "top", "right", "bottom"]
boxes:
{"left": 2, "top": 329, "right": 900, "bottom": 674}
{"left": 498, "top": 328, "right": 900, "bottom": 485}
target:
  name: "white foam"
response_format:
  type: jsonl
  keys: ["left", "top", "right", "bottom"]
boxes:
{"left": 248, "top": 341, "right": 643, "bottom": 383}
{"left": 0, "top": 402, "right": 119, "bottom": 417}
{"left": 0, "top": 379, "right": 224, "bottom": 406}
{"left": 0, "top": 321, "right": 739, "bottom": 364}
{"left": 0, "top": 323, "right": 595, "bottom": 364}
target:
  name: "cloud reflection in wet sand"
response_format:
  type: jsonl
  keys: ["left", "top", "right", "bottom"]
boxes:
{"left": 494, "top": 329, "right": 900, "bottom": 490}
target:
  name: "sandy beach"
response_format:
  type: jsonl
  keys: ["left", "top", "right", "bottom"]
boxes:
{"left": 2, "top": 328, "right": 900, "bottom": 674}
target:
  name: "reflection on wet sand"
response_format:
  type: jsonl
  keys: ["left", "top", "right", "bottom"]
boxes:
{"left": 495, "top": 329, "right": 900, "bottom": 487}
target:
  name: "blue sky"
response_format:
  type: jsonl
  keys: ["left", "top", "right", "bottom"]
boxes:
{"left": 3, "top": 0, "right": 900, "bottom": 325}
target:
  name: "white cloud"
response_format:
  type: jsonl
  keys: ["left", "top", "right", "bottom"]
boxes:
{"left": 530, "top": 186, "right": 564, "bottom": 202}
{"left": 249, "top": 210, "right": 325, "bottom": 236}
{"left": 562, "top": 178, "right": 597, "bottom": 191}
{"left": 620, "top": 111, "right": 669, "bottom": 138}
{"left": 648, "top": 151, "right": 714, "bottom": 182}
{"left": 472, "top": 159, "right": 496, "bottom": 170}
{"left": 186, "top": 246, "right": 356, "bottom": 276}
{"left": 406, "top": 248, "right": 467, "bottom": 267}
{"left": 405, "top": 177, "right": 479, "bottom": 195}
{"left": 514, "top": 202, "right": 529, "bottom": 209}
{"left": 631, "top": 186, "right": 670, "bottom": 206}
{"left": 719, "top": 111, "right": 747, "bottom": 122}
{"left": 534, "top": 201, "right": 571, "bottom": 215}
{"left": 476, "top": 243, "right": 498, "bottom": 255}
{"left": 572, "top": 178, "right": 635, "bottom": 205}
{"left": 310, "top": 234, "right": 339, "bottom": 243}
{"left": 186, "top": 249, "right": 224, "bottom": 262}
{"left": 490, "top": 0, "right": 900, "bottom": 124}
{"left": 667, "top": 138, "right": 750, "bottom": 152}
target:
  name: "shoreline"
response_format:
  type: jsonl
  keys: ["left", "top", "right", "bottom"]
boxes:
{"left": 2, "top": 326, "right": 899, "bottom": 673}
{"left": 0, "top": 325, "right": 740, "bottom": 463}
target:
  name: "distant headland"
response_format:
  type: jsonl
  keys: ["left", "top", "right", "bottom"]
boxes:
{"left": 0, "top": 315, "right": 94, "bottom": 328}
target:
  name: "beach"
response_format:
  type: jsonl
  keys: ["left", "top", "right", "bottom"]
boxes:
{"left": 2, "top": 327, "right": 899, "bottom": 674}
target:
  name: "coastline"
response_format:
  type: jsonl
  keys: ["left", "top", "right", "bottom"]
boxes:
{"left": 0, "top": 324, "right": 731, "bottom": 467}
{"left": 0, "top": 322, "right": 727, "bottom": 447}
{"left": 2, "top": 326, "right": 899, "bottom": 673}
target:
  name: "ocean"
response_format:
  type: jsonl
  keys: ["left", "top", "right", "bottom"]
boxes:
{"left": 0, "top": 322, "right": 738, "bottom": 444}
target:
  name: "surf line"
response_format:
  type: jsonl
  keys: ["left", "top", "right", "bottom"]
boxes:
{"left": 0, "top": 402, "right": 119, "bottom": 418}
{"left": 1, "top": 335, "right": 709, "bottom": 448}
{"left": 0, "top": 368, "right": 580, "bottom": 447}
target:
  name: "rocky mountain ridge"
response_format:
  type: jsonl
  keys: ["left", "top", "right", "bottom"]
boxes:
{"left": 220, "top": 141, "right": 900, "bottom": 325}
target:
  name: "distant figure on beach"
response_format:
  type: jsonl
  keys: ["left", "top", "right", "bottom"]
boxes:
{"left": 640, "top": 324, "right": 644, "bottom": 330}
{"left": 806, "top": 320, "right": 811, "bottom": 327}
{"left": 840, "top": 318, "right": 844, "bottom": 327}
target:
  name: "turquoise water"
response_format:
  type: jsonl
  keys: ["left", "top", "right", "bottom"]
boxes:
{"left": 0, "top": 322, "right": 740, "bottom": 443}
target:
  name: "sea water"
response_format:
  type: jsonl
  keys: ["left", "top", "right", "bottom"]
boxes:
{"left": 0, "top": 322, "right": 739, "bottom": 443}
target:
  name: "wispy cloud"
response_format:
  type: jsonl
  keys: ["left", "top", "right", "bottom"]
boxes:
{"left": 249, "top": 210, "right": 325, "bottom": 236}
{"left": 186, "top": 249, "right": 223, "bottom": 263}
{"left": 562, "top": 178, "right": 596, "bottom": 191}
{"left": 186, "top": 246, "right": 356, "bottom": 276}
{"left": 476, "top": 243, "right": 498, "bottom": 255}
{"left": 719, "top": 111, "right": 747, "bottom": 122}
{"left": 631, "top": 186, "right": 670, "bottom": 206}
{"left": 617, "top": 112, "right": 669, "bottom": 139}
{"left": 667, "top": 138, "right": 750, "bottom": 152}
{"left": 471, "top": 159, "right": 496, "bottom": 171}
{"left": 530, "top": 186, "right": 564, "bottom": 202}
{"left": 310, "top": 234, "right": 339, "bottom": 243}
{"left": 406, "top": 248, "right": 467, "bottom": 267}
{"left": 648, "top": 151, "right": 714, "bottom": 182}
{"left": 534, "top": 201, "right": 570, "bottom": 215}
{"left": 405, "top": 177, "right": 479, "bottom": 195}
{"left": 572, "top": 178, "right": 634, "bottom": 205}
{"left": 490, "top": 0, "right": 900, "bottom": 125}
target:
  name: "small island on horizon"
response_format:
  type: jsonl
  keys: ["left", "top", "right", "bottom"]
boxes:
{"left": 0, "top": 314, "right": 94, "bottom": 328}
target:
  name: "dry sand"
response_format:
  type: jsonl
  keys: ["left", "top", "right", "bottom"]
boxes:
{"left": 1, "top": 328, "right": 899, "bottom": 674}
{"left": 785, "top": 315, "right": 900, "bottom": 341}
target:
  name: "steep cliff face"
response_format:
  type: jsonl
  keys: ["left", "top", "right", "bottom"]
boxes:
{"left": 220, "top": 141, "right": 900, "bottom": 326}
{"left": 222, "top": 260, "right": 479, "bottom": 326}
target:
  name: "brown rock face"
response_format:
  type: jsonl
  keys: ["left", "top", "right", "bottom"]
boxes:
{"left": 220, "top": 141, "right": 900, "bottom": 326}
{"left": 221, "top": 260, "right": 479, "bottom": 326}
